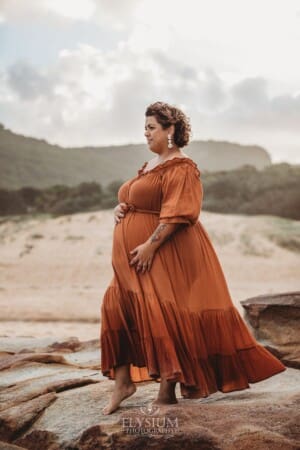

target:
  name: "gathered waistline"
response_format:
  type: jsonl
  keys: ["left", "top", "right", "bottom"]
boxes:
{"left": 126, "top": 203, "right": 160, "bottom": 215}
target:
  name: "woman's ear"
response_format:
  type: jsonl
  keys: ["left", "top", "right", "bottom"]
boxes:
{"left": 168, "top": 124, "right": 175, "bottom": 136}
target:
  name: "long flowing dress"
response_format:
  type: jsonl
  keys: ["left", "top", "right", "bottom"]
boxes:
{"left": 100, "top": 157, "right": 286, "bottom": 399}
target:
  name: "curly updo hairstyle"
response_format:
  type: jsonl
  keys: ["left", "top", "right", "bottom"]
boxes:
{"left": 145, "top": 101, "right": 191, "bottom": 148}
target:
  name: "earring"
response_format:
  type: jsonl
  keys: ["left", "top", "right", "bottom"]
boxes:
{"left": 167, "top": 134, "right": 173, "bottom": 149}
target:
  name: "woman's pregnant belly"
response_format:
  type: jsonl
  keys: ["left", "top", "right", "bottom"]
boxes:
{"left": 112, "top": 211, "right": 159, "bottom": 266}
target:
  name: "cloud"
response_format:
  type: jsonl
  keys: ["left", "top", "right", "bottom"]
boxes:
{"left": 7, "top": 61, "right": 55, "bottom": 100}
{"left": 1, "top": 42, "right": 299, "bottom": 157}
{"left": 0, "top": 0, "right": 299, "bottom": 162}
{"left": 0, "top": 0, "right": 139, "bottom": 26}
{"left": 0, "top": 0, "right": 41, "bottom": 22}
{"left": 231, "top": 77, "right": 268, "bottom": 109}
{"left": 220, "top": 77, "right": 300, "bottom": 133}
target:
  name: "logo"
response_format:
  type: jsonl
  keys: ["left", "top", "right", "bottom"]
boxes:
{"left": 139, "top": 404, "right": 160, "bottom": 416}
{"left": 121, "top": 403, "right": 179, "bottom": 436}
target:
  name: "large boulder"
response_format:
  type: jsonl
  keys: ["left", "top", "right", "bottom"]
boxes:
{"left": 241, "top": 291, "right": 300, "bottom": 369}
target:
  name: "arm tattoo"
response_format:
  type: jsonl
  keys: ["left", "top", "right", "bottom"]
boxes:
{"left": 149, "top": 223, "right": 183, "bottom": 248}
{"left": 150, "top": 224, "right": 168, "bottom": 243}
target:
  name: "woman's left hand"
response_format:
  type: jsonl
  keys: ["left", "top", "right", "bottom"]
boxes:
{"left": 129, "top": 242, "right": 156, "bottom": 273}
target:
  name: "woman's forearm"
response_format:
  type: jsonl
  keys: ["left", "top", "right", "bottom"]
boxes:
{"left": 145, "top": 223, "right": 182, "bottom": 251}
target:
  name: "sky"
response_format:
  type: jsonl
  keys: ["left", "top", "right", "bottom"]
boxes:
{"left": 0, "top": 0, "right": 299, "bottom": 163}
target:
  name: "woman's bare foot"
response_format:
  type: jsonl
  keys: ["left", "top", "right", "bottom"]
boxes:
{"left": 152, "top": 395, "right": 178, "bottom": 405}
{"left": 102, "top": 382, "right": 136, "bottom": 415}
{"left": 152, "top": 378, "right": 178, "bottom": 405}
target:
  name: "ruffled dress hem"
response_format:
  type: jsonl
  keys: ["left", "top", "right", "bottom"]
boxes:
{"left": 100, "top": 285, "right": 286, "bottom": 399}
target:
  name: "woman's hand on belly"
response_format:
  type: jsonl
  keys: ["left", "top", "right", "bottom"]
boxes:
{"left": 114, "top": 202, "right": 129, "bottom": 225}
{"left": 128, "top": 222, "right": 182, "bottom": 274}
{"left": 129, "top": 241, "right": 157, "bottom": 274}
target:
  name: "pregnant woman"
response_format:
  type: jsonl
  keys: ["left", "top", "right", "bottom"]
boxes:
{"left": 100, "top": 101, "right": 286, "bottom": 415}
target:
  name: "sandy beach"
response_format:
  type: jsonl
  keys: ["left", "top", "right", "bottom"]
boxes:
{"left": 0, "top": 210, "right": 299, "bottom": 340}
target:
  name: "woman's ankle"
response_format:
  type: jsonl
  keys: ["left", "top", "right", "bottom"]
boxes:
{"left": 115, "top": 379, "right": 134, "bottom": 388}
{"left": 114, "top": 364, "right": 132, "bottom": 386}
{"left": 158, "top": 378, "right": 177, "bottom": 399}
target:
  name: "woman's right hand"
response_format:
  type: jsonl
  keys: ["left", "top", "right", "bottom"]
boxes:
{"left": 114, "top": 202, "right": 129, "bottom": 225}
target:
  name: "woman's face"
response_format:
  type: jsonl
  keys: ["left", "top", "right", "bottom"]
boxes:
{"left": 144, "top": 115, "right": 168, "bottom": 154}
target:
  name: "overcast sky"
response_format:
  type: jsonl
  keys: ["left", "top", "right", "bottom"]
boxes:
{"left": 0, "top": 0, "right": 299, "bottom": 163}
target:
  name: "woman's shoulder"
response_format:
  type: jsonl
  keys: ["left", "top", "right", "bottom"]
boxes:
{"left": 160, "top": 156, "right": 201, "bottom": 178}
{"left": 146, "top": 155, "right": 199, "bottom": 171}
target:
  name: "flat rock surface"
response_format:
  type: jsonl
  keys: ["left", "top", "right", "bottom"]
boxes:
{"left": 0, "top": 337, "right": 299, "bottom": 449}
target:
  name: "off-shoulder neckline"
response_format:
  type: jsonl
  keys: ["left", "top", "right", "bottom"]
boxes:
{"left": 138, "top": 156, "right": 200, "bottom": 176}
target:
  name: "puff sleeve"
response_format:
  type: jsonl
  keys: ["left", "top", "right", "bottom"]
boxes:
{"left": 159, "top": 162, "right": 203, "bottom": 226}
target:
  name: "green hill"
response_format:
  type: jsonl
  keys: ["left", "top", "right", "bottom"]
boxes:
{"left": 1, "top": 163, "right": 299, "bottom": 221}
{"left": 0, "top": 124, "right": 271, "bottom": 189}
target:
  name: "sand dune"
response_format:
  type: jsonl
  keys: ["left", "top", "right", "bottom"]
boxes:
{"left": 0, "top": 210, "right": 299, "bottom": 340}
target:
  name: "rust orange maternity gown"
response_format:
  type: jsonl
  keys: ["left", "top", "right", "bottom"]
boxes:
{"left": 100, "top": 157, "right": 286, "bottom": 399}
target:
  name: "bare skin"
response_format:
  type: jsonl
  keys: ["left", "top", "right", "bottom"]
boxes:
{"left": 152, "top": 378, "right": 178, "bottom": 405}
{"left": 113, "top": 202, "right": 129, "bottom": 225}
{"left": 103, "top": 115, "right": 188, "bottom": 414}
{"left": 102, "top": 365, "right": 136, "bottom": 415}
